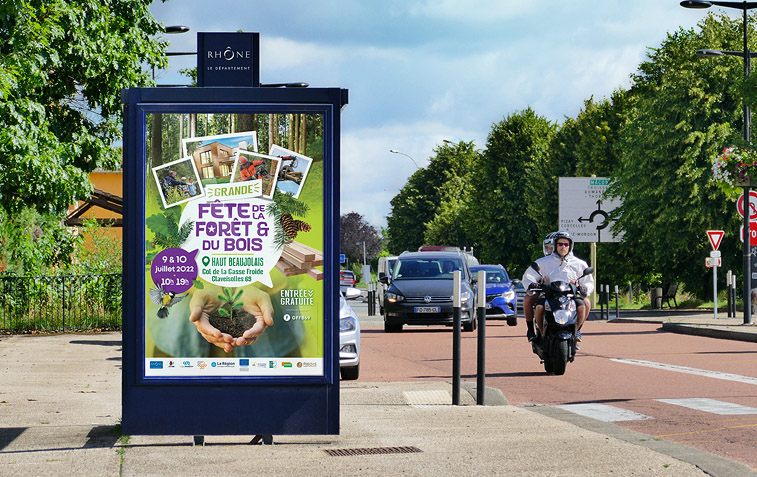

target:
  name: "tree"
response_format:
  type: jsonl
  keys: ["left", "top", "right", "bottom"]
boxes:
{"left": 423, "top": 141, "right": 479, "bottom": 249}
{"left": 607, "top": 13, "right": 747, "bottom": 296}
{"left": 340, "top": 212, "right": 383, "bottom": 266}
{"left": 469, "top": 108, "right": 556, "bottom": 275}
{"left": 0, "top": 0, "right": 167, "bottom": 215}
{"left": 386, "top": 142, "right": 474, "bottom": 254}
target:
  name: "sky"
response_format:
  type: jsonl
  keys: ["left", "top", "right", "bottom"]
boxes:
{"left": 149, "top": 1, "right": 711, "bottom": 228}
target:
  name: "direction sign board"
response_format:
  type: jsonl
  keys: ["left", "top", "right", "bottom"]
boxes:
{"left": 558, "top": 177, "right": 624, "bottom": 243}
{"left": 737, "top": 190, "right": 757, "bottom": 219}
{"left": 706, "top": 230, "right": 724, "bottom": 251}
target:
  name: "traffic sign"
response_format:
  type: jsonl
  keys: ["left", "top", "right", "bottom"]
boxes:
{"left": 737, "top": 190, "right": 757, "bottom": 219}
{"left": 706, "top": 230, "right": 724, "bottom": 250}
{"left": 339, "top": 254, "right": 346, "bottom": 264}
{"left": 740, "top": 223, "right": 757, "bottom": 245}
{"left": 706, "top": 257, "right": 721, "bottom": 268}
{"left": 710, "top": 250, "right": 721, "bottom": 258}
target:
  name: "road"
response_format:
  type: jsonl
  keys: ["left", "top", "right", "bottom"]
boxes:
{"left": 349, "top": 298, "right": 757, "bottom": 470}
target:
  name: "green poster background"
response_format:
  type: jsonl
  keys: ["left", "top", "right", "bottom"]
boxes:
{"left": 143, "top": 113, "right": 325, "bottom": 366}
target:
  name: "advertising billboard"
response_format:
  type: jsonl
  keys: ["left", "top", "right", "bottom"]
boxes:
{"left": 122, "top": 87, "right": 346, "bottom": 436}
{"left": 144, "top": 117, "right": 324, "bottom": 377}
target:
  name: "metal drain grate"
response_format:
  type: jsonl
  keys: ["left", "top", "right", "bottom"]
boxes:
{"left": 325, "top": 446, "right": 422, "bottom": 457}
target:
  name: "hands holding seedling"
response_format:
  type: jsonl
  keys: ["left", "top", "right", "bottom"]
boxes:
{"left": 189, "top": 284, "right": 274, "bottom": 353}
{"left": 236, "top": 286, "right": 275, "bottom": 347}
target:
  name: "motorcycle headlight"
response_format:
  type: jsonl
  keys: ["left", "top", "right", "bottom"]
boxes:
{"left": 340, "top": 316, "right": 357, "bottom": 332}
{"left": 387, "top": 292, "right": 404, "bottom": 303}
{"left": 501, "top": 290, "right": 515, "bottom": 300}
{"left": 553, "top": 309, "right": 572, "bottom": 325}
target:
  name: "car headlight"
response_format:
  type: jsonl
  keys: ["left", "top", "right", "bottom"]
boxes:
{"left": 387, "top": 292, "right": 404, "bottom": 303}
{"left": 501, "top": 290, "right": 515, "bottom": 300}
{"left": 340, "top": 316, "right": 357, "bottom": 332}
{"left": 460, "top": 290, "right": 472, "bottom": 303}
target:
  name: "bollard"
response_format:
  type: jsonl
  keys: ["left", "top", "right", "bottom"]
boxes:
{"left": 732, "top": 274, "right": 738, "bottom": 318}
{"left": 599, "top": 284, "right": 604, "bottom": 318}
{"left": 369, "top": 282, "right": 375, "bottom": 316}
{"left": 727, "top": 270, "right": 732, "bottom": 318}
{"left": 614, "top": 285, "right": 619, "bottom": 320}
{"left": 452, "top": 270, "right": 461, "bottom": 405}
{"left": 604, "top": 285, "right": 610, "bottom": 321}
{"left": 476, "top": 270, "right": 486, "bottom": 405}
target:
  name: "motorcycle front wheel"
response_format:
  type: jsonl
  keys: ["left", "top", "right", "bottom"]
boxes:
{"left": 551, "top": 339, "right": 569, "bottom": 376}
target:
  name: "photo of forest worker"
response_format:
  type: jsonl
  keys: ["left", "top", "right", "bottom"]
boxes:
{"left": 161, "top": 170, "right": 187, "bottom": 195}
{"left": 239, "top": 157, "right": 266, "bottom": 181}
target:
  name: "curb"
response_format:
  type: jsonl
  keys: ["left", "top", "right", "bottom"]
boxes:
{"left": 661, "top": 323, "right": 757, "bottom": 343}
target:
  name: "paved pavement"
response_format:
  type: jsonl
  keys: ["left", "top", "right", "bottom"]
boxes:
{"left": 0, "top": 311, "right": 755, "bottom": 476}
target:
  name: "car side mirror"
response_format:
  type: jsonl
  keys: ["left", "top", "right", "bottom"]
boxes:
{"left": 379, "top": 275, "right": 389, "bottom": 284}
{"left": 343, "top": 287, "right": 361, "bottom": 300}
{"left": 511, "top": 279, "right": 521, "bottom": 286}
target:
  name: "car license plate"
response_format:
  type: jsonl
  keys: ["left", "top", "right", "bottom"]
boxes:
{"left": 414, "top": 306, "right": 440, "bottom": 313}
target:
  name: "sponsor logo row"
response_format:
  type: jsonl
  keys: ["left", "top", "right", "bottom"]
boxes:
{"left": 148, "top": 358, "right": 319, "bottom": 371}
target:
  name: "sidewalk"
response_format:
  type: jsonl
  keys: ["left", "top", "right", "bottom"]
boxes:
{"left": 0, "top": 331, "right": 755, "bottom": 476}
{"left": 605, "top": 309, "right": 757, "bottom": 342}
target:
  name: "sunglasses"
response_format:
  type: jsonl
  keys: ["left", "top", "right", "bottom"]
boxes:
{"left": 556, "top": 242, "right": 570, "bottom": 247}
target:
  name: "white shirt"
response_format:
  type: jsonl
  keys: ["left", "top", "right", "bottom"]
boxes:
{"left": 521, "top": 252, "right": 594, "bottom": 296}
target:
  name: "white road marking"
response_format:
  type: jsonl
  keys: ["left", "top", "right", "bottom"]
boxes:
{"left": 611, "top": 358, "right": 757, "bottom": 385}
{"left": 555, "top": 403, "right": 652, "bottom": 422}
{"left": 656, "top": 398, "right": 757, "bottom": 415}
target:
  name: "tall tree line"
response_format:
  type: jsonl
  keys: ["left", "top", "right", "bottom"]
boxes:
{"left": 386, "top": 12, "right": 752, "bottom": 298}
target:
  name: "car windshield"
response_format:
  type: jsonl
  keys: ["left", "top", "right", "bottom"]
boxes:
{"left": 471, "top": 268, "right": 509, "bottom": 283}
{"left": 387, "top": 259, "right": 397, "bottom": 274}
{"left": 393, "top": 258, "right": 463, "bottom": 280}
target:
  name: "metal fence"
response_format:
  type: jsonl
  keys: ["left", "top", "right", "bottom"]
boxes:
{"left": 0, "top": 273, "right": 122, "bottom": 333}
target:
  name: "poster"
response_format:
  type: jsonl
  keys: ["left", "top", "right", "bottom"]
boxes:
{"left": 144, "top": 113, "right": 324, "bottom": 377}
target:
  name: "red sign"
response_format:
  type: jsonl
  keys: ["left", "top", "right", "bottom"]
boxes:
{"left": 737, "top": 191, "right": 757, "bottom": 219}
{"left": 706, "top": 230, "right": 724, "bottom": 250}
{"left": 740, "top": 223, "right": 757, "bottom": 245}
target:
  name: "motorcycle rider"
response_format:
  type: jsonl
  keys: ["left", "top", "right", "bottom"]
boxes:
{"left": 521, "top": 231, "right": 594, "bottom": 341}
{"left": 523, "top": 232, "right": 557, "bottom": 341}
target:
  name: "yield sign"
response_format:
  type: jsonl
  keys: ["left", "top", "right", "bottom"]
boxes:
{"left": 707, "top": 230, "right": 724, "bottom": 251}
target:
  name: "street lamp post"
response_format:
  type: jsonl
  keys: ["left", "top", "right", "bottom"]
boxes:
{"left": 389, "top": 149, "right": 420, "bottom": 169}
{"left": 682, "top": 0, "right": 757, "bottom": 324}
{"left": 356, "top": 241, "right": 367, "bottom": 267}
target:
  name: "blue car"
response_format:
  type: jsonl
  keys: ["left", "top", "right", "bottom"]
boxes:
{"left": 470, "top": 264, "right": 518, "bottom": 326}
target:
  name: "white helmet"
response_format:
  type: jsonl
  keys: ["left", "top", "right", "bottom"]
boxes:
{"left": 542, "top": 232, "right": 558, "bottom": 256}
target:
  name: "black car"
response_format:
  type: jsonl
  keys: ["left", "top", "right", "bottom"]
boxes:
{"left": 379, "top": 251, "right": 476, "bottom": 332}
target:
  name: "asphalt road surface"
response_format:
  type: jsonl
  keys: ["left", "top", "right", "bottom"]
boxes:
{"left": 351, "top": 299, "right": 757, "bottom": 471}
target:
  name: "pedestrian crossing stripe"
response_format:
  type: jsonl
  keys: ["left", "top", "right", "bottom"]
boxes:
{"left": 555, "top": 403, "right": 652, "bottom": 422}
{"left": 610, "top": 358, "right": 757, "bottom": 386}
{"left": 656, "top": 398, "right": 757, "bottom": 415}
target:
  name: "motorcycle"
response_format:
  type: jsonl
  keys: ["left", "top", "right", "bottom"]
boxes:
{"left": 526, "top": 262, "right": 593, "bottom": 376}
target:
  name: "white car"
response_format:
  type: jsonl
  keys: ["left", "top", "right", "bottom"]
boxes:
{"left": 339, "top": 287, "right": 361, "bottom": 380}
